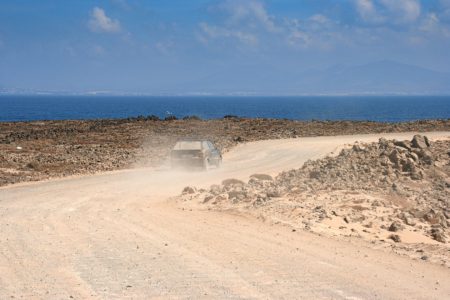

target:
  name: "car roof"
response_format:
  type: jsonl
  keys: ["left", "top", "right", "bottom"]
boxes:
{"left": 176, "top": 139, "right": 211, "bottom": 142}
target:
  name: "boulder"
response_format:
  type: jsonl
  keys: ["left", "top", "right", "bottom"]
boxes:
{"left": 411, "top": 135, "right": 429, "bottom": 149}
{"left": 394, "top": 140, "right": 412, "bottom": 150}
{"left": 389, "top": 222, "right": 404, "bottom": 232}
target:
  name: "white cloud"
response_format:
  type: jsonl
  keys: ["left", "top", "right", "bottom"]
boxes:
{"left": 309, "top": 14, "right": 329, "bottom": 24}
{"left": 210, "top": 0, "right": 283, "bottom": 33}
{"left": 59, "top": 40, "right": 76, "bottom": 57}
{"left": 112, "top": 0, "right": 131, "bottom": 11}
{"left": 379, "top": 0, "right": 421, "bottom": 24}
{"left": 353, "top": 0, "right": 421, "bottom": 25}
{"left": 87, "top": 7, "right": 122, "bottom": 34}
{"left": 419, "top": 12, "right": 450, "bottom": 37}
{"left": 156, "top": 40, "right": 175, "bottom": 56}
{"left": 284, "top": 17, "right": 346, "bottom": 51}
{"left": 91, "top": 45, "right": 106, "bottom": 56}
{"left": 353, "top": 0, "right": 386, "bottom": 24}
{"left": 198, "top": 22, "right": 258, "bottom": 46}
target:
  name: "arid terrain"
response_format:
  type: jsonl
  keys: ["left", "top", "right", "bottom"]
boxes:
{"left": 1, "top": 118, "right": 450, "bottom": 299}
{"left": 1, "top": 116, "right": 449, "bottom": 186}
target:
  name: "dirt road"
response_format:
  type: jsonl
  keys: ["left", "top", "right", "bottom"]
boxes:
{"left": 1, "top": 132, "right": 449, "bottom": 299}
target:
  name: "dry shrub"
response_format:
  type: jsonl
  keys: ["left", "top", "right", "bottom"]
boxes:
{"left": 351, "top": 205, "right": 368, "bottom": 211}
{"left": 384, "top": 194, "right": 412, "bottom": 209}
{"left": 26, "top": 161, "right": 40, "bottom": 169}
{"left": 250, "top": 174, "right": 273, "bottom": 181}
{"left": 339, "top": 204, "right": 368, "bottom": 211}
{"left": 344, "top": 191, "right": 360, "bottom": 195}
{"left": 222, "top": 178, "right": 245, "bottom": 186}
{"left": 352, "top": 199, "right": 365, "bottom": 204}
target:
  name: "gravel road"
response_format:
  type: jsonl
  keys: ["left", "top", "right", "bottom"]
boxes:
{"left": 1, "top": 132, "right": 449, "bottom": 299}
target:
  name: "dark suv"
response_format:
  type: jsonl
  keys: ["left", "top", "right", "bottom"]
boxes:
{"left": 170, "top": 139, "right": 222, "bottom": 171}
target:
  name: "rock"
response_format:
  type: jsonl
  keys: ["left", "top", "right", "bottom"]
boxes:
{"left": 228, "top": 190, "right": 247, "bottom": 199}
{"left": 394, "top": 140, "right": 412, "bottom": 150}
{"left": 309, "top": 171, "right": 321, "bottom": 180}
{"left": 388, "top": 234, "right": 402, "bottom": 243}
{"left": 203, "top": 196, "right": 214, "bottom": 203}
{"left": 389, "top": 149, "right": 401, "bottom": 165}
{"left": 215, "top": 194, "right": 229, "bottom": 201}
{"left": 431, "top": 230, "right": 446, "bottom": 243}
{"left": 405, "top": 218, "right": 417, "bottom": 226}
{"left": 188, "top": 187, "right": 197, "bottom": 194}
{"left": 353, "top": 144, "right": 364, "bottom": 152}
{"left": 421, "top": 255, "right": 428, "bottom": 260}
{"left": 411, "top": 135, "right": 429, "bottom": 149}
{"left": 389, "top": 222, "right": 404, "bottom": 232}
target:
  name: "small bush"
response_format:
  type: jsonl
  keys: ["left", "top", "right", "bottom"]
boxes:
{"left": 222, "top": 178, "right": 245, "bottom": 186}
{"left": 26, "top": 161, "right": 40, "bottom": 169}
{"left": 250, "top": 174, "right": 273, "bottom": 181}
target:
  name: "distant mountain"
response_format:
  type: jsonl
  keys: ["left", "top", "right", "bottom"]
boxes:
{"left": 2, "top": 60, "right": 450, "bottom": 95}
{"left": 161, "top": 60, "right": 450, "bottom": 95}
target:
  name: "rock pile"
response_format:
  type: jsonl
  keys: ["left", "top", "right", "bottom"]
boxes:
{"left": 1, "top": 116, "right": 450, "bottom": 186}
{"left": 176, "top": 135, "right": 450, "bottom": 252}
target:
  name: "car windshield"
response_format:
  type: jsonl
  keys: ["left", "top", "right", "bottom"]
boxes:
{"left": 173, "top": 141, "right": 203, "bottom": 150}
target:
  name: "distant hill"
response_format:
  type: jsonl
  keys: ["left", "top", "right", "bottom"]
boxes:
{"left": 2, "top": 60, "right": 450, "bottom": 95}
{"left": 162, "top": 60, "right": 450, "bottom": 95}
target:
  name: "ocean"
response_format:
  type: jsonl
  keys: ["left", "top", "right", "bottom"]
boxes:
{"left": 0, "top": 95, "right": 449, "bottom": 123}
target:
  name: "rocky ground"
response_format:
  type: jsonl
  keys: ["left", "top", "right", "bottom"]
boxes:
{"left": 172, "top": 135, "right": 450, "bottom": 266}
{"left": 1, "top": 116, "right": 450, "bottom": 186}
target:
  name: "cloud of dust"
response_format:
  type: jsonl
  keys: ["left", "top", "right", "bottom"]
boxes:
{"left": 126, "top": 126, "right": 229, "bottom": 199}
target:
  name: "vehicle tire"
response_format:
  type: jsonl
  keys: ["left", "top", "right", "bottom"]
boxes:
{"left": 216, "top": 157, "right": 222, "bottom": 168}
{"left": 203, "top": 159, "right": 209, "bottom": 172}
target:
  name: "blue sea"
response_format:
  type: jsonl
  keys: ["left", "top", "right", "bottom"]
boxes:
{"left": 0, "top": 95, "right": 449, "bottom": 123}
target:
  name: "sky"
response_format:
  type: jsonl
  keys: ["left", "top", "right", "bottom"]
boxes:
{"left": 0, "top": 0, "right": 450, "bottom": 91}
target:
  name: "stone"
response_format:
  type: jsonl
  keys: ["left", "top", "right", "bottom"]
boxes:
{"left": 411, "top": 135, "right": 429, "bottom": 149}
{"left": 394, "top": 140, "right": 412, "bottom": 150}
{"left": 405, "top": 218, "right": 417, "bottom": 226}
{"left": 388, "top": 234, "right": 402, "bottom": 243}
{"left": 389, "top": 222, "right": 404, "bottom": 232}
{"left": 309, "top": 171, "right": 321, "bottom": 180}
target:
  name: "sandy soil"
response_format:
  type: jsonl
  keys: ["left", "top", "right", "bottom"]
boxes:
{"left": 1, "top": 132, "right": 450, "bottom": 299}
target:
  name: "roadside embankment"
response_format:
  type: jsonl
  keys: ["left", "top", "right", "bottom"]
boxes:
{"left": 173, "top": 135, "right": 450, "bottom": 266}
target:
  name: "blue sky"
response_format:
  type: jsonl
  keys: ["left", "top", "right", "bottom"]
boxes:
{"left": 1, "top": 0, "right": 449, "bottom": 91}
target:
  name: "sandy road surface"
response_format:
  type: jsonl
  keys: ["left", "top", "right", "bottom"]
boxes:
{"left": 1, "top": 132, "right": 450, "bottom": 299}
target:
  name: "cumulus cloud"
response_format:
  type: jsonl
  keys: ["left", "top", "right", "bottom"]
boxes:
{"left": 112, "top": 0, "right": 131, "bottom": 10}
{"left": 284, "top": 17, "right": 345, "bottom": 50}
{"left": 353, "top": 0, "right": 386, "bottom": 24}
{"left": 208, "top": 0, "right": 283, "bottom": 33}
{"left": 352, "top": 0, "right": 421, "bottom": 25}
{"left": 379, "top": 0, "right": 421, "bottom": 24}
{"left": 87, "top": 7, "right": 122, "bottom": 33}
{"left": 198, "top": 22, "right": 258, "bottom": 46}
{"left": 156, "top": 39, "right": 176, "bottom": 56}
{"left": 91, "top": 45, "right": 106, "bottom": 56}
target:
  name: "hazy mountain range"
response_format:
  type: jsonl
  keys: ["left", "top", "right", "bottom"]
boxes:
{"left": 161, "top": 60, "right": 450, "bottom": 95}
{"left": 2, "top": 60, "right": 450, "bottom": 95}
